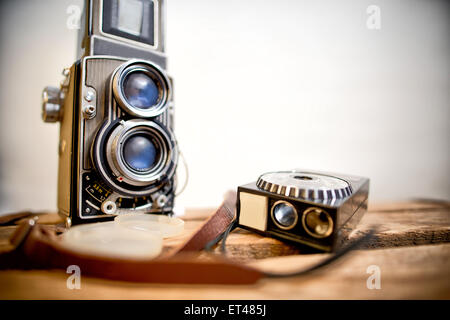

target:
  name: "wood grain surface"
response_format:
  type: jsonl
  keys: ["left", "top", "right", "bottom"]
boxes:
{"left": 0, "top": 200, "right": 449, "bottom": 299}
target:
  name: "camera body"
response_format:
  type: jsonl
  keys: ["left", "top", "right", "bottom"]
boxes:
{"left": 42, "top": 0, "right": 178, "bottom": 226}
{"left": 237, "top": 170, "right": 369, "bottom": 252}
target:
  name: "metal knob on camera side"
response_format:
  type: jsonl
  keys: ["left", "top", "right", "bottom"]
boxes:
{"left": 42, "top": 68, "right": 71, "bottom": 123}
{"left": 41, "top": 86, "right": 63, "bottom": 123}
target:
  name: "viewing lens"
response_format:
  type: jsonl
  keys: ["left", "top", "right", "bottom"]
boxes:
{"left": 123, "top": 71, "right": 160, "bottom": 109}
{"left": 272, "top": 202, "right": 297, "bottom": 229}
{"left": 122, "top": 134, "right": 160, "bottom": 172}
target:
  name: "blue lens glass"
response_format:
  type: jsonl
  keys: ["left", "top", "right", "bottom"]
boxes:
{"left": 122, "top": 135, "right": 159, "bottom": 172}
{"left": 123, "top": 71, "right": 160, "bottom": 109}
{"left": 273, "top": 203, "right": 297, "bottom": 228}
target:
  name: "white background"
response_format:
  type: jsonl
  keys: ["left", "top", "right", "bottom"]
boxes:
{"left": 0, "top": 0, "right": 448, "bottom": 215}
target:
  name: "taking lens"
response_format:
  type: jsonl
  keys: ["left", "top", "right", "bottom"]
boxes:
{"left": 123, "top": 71, "right": 160, "bottom": 110}
{"left": 272, "top": 202, "right": 298, "bottom": 229}
{"left": 122, "top": 134, "right": 160, "bottom": 172}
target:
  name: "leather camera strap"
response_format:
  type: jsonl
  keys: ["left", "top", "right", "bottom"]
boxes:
{"left": 0, "top": 192, "right": 264, "bottom": 284}
{"left": 170, "top": 190, "right": 237, "bottom": 254}
{"left": 0, "top": 192, "right": 371, "bottom": 284}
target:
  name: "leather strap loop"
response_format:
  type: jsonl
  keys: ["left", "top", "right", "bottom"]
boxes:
{"left": 0, "top": 191, "right": 265, "bottom": 284}
{"left": 171, "top": 191, "right": 236, "bottom": 254}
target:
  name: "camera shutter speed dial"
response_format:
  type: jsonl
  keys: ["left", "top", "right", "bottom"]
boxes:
{"left": 42, "top": 86, "right": 63, "bottom": 122}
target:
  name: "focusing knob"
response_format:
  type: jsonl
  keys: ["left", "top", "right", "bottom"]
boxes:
{"left": 42, "top": 86, "right": 63, "bottom": 122}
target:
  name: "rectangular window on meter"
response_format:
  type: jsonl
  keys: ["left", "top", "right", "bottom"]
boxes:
{"left": 238, "top": 192, "right": 268, "bottom": 232}
{"left": 102, "top": 0, "right": 155, "bottom": 46}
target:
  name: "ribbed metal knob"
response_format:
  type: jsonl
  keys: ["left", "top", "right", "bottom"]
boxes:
{"left": 42, "top": 86, "right": 63, "bottom": 122}
{"left": 257, "top": 171, "right": 353, "bottom": 200}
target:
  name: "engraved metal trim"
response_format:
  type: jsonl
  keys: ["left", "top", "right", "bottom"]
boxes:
{"left": 80, "top": 56, "right": 129, "bottom": 217}
{"left": 302, "top": 207, "right": 334, "bottom": 238}
{"left": 270, "top": 200, "right": 299, "bottom": 231}
{"left": 112, "top": 60, "right": 171, "bottom": 118}
{"left": 257, "top": 171, "right": 353, "bottom": 200}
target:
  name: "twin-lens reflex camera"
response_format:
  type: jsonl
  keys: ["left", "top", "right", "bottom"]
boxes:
{"left": 42, "top": 0, "right": 177, "bottom": 226}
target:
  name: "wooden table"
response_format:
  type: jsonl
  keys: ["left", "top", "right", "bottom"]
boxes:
{"left": 0, "top": 201, "right": 449, "bottom": 299}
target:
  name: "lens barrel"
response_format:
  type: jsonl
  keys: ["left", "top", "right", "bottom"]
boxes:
{"left": 90, "top": 118, "right": 178, "bottom": 198}
{"left": 113, "top": 61, "right": 171, "bottom": 118}
{"left": 106, "top": 120, "right": 176, "bottom": 188}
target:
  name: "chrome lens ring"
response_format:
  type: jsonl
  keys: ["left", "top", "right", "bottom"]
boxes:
{"left": 112, "top": 60, "right": 171, "bottom": 118}
{"left": 106, "top": 120, "right": 177, "bottom": 188}
{"left": 270, "top": 200, "right": 299, "bottom": 231}
{"left": 302, "top": 207, "right": 334, "bottom": 238}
